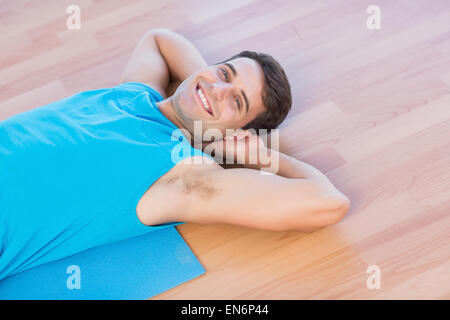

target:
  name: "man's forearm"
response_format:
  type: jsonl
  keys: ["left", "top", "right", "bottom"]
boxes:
{"left": 235, "top": 149, "right": 348, "bottom": 200}
{"left": 154, "top": 29, "right": 207, "bottom": 84}
{"left": 247, "top": 149, "right": 327, "bottom": 179}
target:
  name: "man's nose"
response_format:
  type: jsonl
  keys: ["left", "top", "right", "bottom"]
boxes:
{"left": 211, "top": 83, "right": 231, "bottom": 101}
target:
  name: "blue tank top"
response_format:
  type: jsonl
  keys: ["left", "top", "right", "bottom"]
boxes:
{"left": 0, "top": 82, "right": 210, "bottom": 280}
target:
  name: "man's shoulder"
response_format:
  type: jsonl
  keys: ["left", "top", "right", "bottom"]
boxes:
{"left": 136, "top": 155, "right": 221, "bottom": 226}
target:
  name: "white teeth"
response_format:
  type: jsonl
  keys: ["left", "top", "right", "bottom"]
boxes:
{"left": 197, "top": 88, "right": 212, "bottom": 114}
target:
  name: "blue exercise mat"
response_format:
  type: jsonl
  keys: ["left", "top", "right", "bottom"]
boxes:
{"left": 0, "top": 227, "right": 205, "bottom": 300}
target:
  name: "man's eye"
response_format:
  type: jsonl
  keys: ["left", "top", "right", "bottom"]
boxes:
{"left": 220, "top": 68, "right": 240, "bottom": 110}
{"left": 221, "top": 68, "right": 229, "bottom": 81}
{"left": 235, "top": 97, "right": 241, "bottom": 110}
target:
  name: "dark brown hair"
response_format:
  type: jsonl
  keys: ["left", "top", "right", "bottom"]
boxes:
{"left": 217, "top": 50, "right": 292, "bottom": 133}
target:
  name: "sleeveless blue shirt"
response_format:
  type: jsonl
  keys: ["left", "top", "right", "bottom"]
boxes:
{"left": 0, "top": 82, "right": 209, "bottom": 280}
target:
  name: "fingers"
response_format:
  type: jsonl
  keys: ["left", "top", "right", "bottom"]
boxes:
{"left": 225, "top": 129, "right": 252, "bottom": 140}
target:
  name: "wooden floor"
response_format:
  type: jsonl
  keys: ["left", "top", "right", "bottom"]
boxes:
{"left": 1, "top": 0, "right": 449, "bottom": 299}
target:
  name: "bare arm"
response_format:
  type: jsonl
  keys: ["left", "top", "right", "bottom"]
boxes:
{"left": 186, "top": 133, "right": 350, "bottom": 232}
{"left": 176, "top": 157, "right": 349, "bottom": 233}
{"left": 153, "top": 29, "right": 207, "bottom": 84}
{"left": 210, "top": 131, "right": 346, "bottom": 191}
{"left": 120, "top": 28, "right": 207, "bottom": 97}
{"left": 259, "top": 150, "right": 347, "bottom": 195}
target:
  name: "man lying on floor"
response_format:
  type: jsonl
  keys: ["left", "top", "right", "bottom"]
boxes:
{"left": 0, "top": 28, "right": 349, "bottom": 280}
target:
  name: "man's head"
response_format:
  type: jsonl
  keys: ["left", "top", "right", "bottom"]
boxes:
{"left": 170, "top": 50, "right": 292, "bottom": 140}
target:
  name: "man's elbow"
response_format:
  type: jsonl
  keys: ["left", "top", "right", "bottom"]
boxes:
{"left": 331, "top": 196, "right": 350, "bottom": 224}
{"left": 290, "top": 195, "right": 350, "bottom": 233}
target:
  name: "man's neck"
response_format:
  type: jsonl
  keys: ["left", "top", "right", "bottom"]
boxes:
{"left": 156, "top": 97, "right": 184, "bottom": 129}
{"left": 156, "top": 98, "right": 197, "bottom": 146}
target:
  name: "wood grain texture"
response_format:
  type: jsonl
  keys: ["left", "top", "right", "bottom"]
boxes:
{"left": 0, "top": 0, "right": 449, "bottom": 299}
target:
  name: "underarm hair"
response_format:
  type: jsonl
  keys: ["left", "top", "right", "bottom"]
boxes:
{"left": 165, "top": 171, "right": 218, "bottom": 198}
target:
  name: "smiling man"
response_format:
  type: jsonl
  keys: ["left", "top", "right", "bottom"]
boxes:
{"left": 0, "top": 28, "right": 349, "bottom": 279}
{"left": 120, "top": 28, "right": 349, "bottom": 228}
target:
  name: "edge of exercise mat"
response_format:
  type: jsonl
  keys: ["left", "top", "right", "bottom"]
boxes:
{"left": 0, "top": 226, "right": 205, "bottom": 299}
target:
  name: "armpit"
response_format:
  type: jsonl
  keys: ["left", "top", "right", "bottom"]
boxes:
{"left": 165, "top": 171, "right": 219, "bottom": 199}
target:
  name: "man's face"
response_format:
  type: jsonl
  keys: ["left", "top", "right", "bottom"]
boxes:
{"left": 171, "top": 57, "right": 266, "bottom": 140}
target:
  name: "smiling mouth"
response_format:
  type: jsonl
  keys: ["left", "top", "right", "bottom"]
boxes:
{"left": 196, "top": 83, "right": 213, "bottom": 116}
